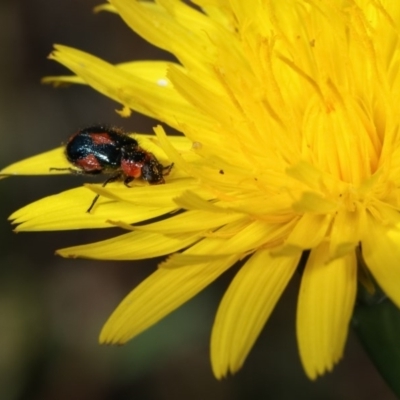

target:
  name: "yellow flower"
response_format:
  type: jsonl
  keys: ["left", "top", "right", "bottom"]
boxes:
{"left": 3, "top": 0, "right": 400, "bottom": 380}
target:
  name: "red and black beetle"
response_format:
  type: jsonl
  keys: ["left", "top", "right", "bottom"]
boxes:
{"left": 51, "top": 125, "right": 173, "bottom": 212}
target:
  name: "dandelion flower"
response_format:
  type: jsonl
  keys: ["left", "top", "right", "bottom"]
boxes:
{"left": 3, "top": 0, "right": 400, "bottom": 380}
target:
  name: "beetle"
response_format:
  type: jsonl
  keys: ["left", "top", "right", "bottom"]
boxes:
{"left": 51, "top": 125, "right": 173, "bottom": 212}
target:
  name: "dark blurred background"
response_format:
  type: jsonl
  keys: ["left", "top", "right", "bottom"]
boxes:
{"left": 0, "top": 1, "right": 396, "bottom": 399}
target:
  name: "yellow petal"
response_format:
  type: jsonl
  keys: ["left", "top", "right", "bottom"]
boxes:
{"left": 130, "top": 209, "right": 245, "bottom": 234}
{"left": 283, "top": 213, "right": 332, "bottom": 250}
{"left": 297, "top": 244, "right": 357, "bottom": 379}
{"left": 191, "top": 0, "right": 234, "bottom": 29}
{"left": 57, "top": 230, "right": 200, "bottom": 260}
{"left": 44, "top": 60, "right": 177, "bottom": 89}
{"left": 362, "top": 215, "right": 400, "bottom": 308}
{"left": 292, "top": 192, "right": 338, "bottom": 214}
{"left": 100, "top": 255, "right": 238, "bottom": 344}
{"left": 163, "top": 219, "right": 294, "bottom": 269}
{"left": 1, "top": 147, "right": 67, "bottom": 175}
{"left": 9, "top": 187, "right": 175, "bottom": 231}
{"left": 159, "top": 218, "right": 249, "bottom": 268}
{"left": 329, "top": 206, "right": 366, "bottom": 260}
{"left": 173, "top": 190, "right": 224, "bottom": 212}
{"left": 167, "top": 63, "right": 232, "bottom": 127}
{"left": 211, "top": 250, "right": 300, "bottom": 378}
{"left": 49, "top": 45, "right": 212, "bottom": 130}
{"left": 154, "top": 125, "right": 201, "bottom": 179}
{"left": 93, "top": 3, "right": 117, "bottom": 14}
{"left": 286, "top": 161, "right": 328, "bottom": 192}
{"left": 110, "top": 0, "right": 223, "bottom": 68}
{"left": 86, "top": 178, "right": 203, "bottom": 208}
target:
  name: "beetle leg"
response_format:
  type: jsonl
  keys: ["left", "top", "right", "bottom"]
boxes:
{"left": 50, "top": 167, "right": 102, "bottom": 176}
{"left": 162, "top": 163, "right": 174, "bottom": 176}
{"left": 87, "top": 172, "right": 122, "bottom": 213}
{"left": 50, "top": 167, "right": 81, "bottom": 174}
{"left": 124, "top": 176, "right": 134, "bottom": 188}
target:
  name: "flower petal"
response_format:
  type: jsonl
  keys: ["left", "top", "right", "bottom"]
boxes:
{"left": 93, "top": 3, "right": 117, "bottom": 14}
{"left": 131, "top": 209, "right": 245, "bottom": 234}
{"left": 162, "top": 219, "right": 295, "bottom": 268}
{"left": 282, "top": 213, "right": 332, "bottom": 251}
{"left": 362, "top": 215, "right": 400, "bottom": 308}
{"left": 49, "top": 45, "right": 212, "bottom": 130}
{"left": 329, "top": 206, "right": 366, "bottom": 259}
{"left": 292, "top": 192, "right": 338, "bottom": 214}
{"left": 110, "top": 0, "right": 229, "bottom": 68}
{"left": 86, "top": 178, "right": 208, "bottom": 208}
{"left": 1, "top": 147, "right": 68, "bottom": 175}
{"left": 100, "top": 255, "right": 238, "bottom": 344}
{"left": 9, "top": 187, "right": 176, "bottom": 231}
{"left": 44, "top": 60, "right": 178, "bottom": 89}
{"left": 297, "top": 244, "right": 357, "bottom": 379}
{"left": 57, "top": 230, "right": 200, "bottom": 260}
{"left": 211, "top": 250, "right": 300, "bottom": 378}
